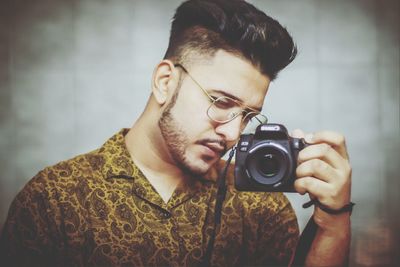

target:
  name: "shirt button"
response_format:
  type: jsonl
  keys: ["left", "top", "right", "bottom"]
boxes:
{"left": 161, "top": 210, "right": 171, "bottom": 219}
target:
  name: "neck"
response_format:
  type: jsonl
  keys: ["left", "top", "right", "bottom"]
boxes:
{"left": 125, "top": 111, "right": 187, "bottom": 203}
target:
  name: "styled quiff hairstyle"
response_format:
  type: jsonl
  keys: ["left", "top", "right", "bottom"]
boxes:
{"left": 164, "top": 0, "right": 297, "bottom": 80}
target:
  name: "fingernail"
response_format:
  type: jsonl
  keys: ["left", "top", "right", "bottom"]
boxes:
{"left": 305, "top": 134, "right": 313, "bottom": 143}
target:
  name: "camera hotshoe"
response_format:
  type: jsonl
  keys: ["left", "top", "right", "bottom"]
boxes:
{"left": 234, "top": 123, "right": 308, "bottom": 192}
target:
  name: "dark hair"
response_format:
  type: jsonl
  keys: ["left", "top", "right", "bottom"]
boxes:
{"left": 164, "top": 0, "right": 297, "bottom": 80}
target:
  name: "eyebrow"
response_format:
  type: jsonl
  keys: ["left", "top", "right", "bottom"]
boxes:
{"left": 209, "top": 89, "right": 263, "bottom": 112}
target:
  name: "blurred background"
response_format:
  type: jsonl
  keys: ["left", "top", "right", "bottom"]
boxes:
{"left": 0, "top": 0, "right": 398, "bottom": 266}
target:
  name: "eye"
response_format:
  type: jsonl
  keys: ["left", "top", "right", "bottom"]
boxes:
{"left": 213, "top": 97, "right": 237, "bottom": 109}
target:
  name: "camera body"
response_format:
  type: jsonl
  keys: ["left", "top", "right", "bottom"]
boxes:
{"left": 234, "top": 123, "right": 307, "bottom": 192}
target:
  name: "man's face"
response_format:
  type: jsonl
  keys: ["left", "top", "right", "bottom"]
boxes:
{"left": 159, "top": 50, "right": 270, "bottom": 176}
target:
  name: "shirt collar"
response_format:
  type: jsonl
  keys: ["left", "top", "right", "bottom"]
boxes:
{"left": 98, "top": 128, "right": 216, "bottom": 208}
{"left": 99, "top": 128, "right": 137, "bottom": 180}
{"left": 99, "top": 128, "right": 220, "bottom": 182}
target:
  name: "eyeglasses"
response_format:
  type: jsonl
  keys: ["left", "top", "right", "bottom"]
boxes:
{"left": 175, "top": 63, "right": 268, "bottom": 132}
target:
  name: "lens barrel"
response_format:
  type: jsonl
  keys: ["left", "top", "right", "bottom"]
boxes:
{"left": 245, "top": 142, "right": 293, "bottom": 187}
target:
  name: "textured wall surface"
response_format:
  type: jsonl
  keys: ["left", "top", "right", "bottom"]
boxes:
{"left": 0, "top": 0, "right": 399, "bottom": 265}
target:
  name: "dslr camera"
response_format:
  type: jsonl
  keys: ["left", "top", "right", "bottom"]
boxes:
{"left": 234, "top": 123, "right": 307, "bottom": 192}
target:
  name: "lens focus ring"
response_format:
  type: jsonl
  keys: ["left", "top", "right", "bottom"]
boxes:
{"left": 245, "top": 142, "right": 293, "bottom": 187}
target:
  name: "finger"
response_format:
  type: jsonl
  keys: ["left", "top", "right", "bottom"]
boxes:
{"left": 298, "top": 143, "right": 349, "bottom": 170}
{"left": 294, "top": 176, "right": 332, "bottom": 198}
{"left": 296, "top": 159, "right": 339, "bottom": 183}
{"left": 295, "top": 177, "right": 349, "bottom": 209}
{"left": 306, "top": 131, "right": 349, "bottom": 159}
{"left": 291, "top": 129, "right": 305, "bottom": 139}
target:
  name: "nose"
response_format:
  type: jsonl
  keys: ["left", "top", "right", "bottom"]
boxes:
{"left": 214, "top": 116, "right": 242, "bottom": 143}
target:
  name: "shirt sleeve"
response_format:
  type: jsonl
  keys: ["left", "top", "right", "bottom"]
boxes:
{"left": 0, "top": 171, "right": 60, "bottom": 267}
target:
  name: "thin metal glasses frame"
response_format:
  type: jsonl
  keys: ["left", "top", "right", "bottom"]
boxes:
{"left": 174, "top": 63, "right": 266, "bottom": 126}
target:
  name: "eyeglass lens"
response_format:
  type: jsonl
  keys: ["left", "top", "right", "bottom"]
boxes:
{"left": 207, "top": 97, "right": 242, "bottom": 123}
{"left": 207, "top": 96, "right": 267, "bottom": 133}
{"left": 242, "top": 113, "right": 268, "bottom": 134}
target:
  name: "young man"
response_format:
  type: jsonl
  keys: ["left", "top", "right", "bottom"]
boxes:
{"left": 1, "top": 0, "right": 352, "bottom": 266}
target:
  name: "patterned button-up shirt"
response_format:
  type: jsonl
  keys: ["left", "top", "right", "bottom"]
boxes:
{"left": 0, "top": 129, "right": 299, "bottom": 266}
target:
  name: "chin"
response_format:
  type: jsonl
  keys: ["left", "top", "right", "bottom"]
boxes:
{"left": 184, "top": 162, "right": 210, "bottom": 176}
{"left": 181, "top": 155, "right": 216, "bottom": 176}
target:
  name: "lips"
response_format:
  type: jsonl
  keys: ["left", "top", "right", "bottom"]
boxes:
{"left": 196, "top": 138, "right": 227, "bottom": 159}
{"left": 200, "top": 143, "right": 227, "bottom": 160}
{"left": 204, "top": 142, "right": 225, "bottom": 155}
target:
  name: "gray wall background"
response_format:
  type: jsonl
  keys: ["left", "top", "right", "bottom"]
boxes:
{"left": 0, "top": 0, "right": 399, "bottom": 266}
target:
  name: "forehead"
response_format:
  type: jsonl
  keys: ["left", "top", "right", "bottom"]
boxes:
{"left": 187, "top": 50, "right": 270, "bottom": 108}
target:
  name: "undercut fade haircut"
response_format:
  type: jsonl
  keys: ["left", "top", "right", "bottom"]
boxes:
{"left": 164, "top": 0, "right": 297, "bottom": 80}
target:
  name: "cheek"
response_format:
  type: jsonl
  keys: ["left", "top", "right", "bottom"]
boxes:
{"left": 172, "top": 98, "right": 212, "bottom": 137}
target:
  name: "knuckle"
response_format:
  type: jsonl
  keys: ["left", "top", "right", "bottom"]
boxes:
{"left": 347, "top": 165, "right": 353, "bottom": 175}
{"left": 344, "top": 165, "right": 352, "bottom": 176}
{"left": 342, "top": 162, "right": 352, "bottom": 176}
{"left": 320, "top": 143, "right": 331, "bottom": 155}
{"left": 304, "top": 178, "right": 313, "bottom": 189}
{"left": 311, "top": 159, "right": 319, "bottom": 169}
{"left": 312, "top": 159, "right": 323, "bottom": 170}
{"left": 337, "top": 134, "right": 345, "bottom": 146}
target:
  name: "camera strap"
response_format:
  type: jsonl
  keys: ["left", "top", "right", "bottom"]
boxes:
{"left": 291, "top": 199, "right": 355, "bottom": 265}
{"left": 200, "top": 146, "right": 355, "bottom": 266}
{"left": 290, "top": 217, "right": 318, "bottom": 266}
{"left": 200, "top": 147, "right": 236, "bottom": 267}
{"left": 200, "top": 146, "right": 316, "bottom": 267}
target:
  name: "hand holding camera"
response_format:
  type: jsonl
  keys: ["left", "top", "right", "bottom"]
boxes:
{"left": 292, "top": 129, "right": 352, "bottom": 222}
{"left": 235, "top": 123, "right": 353, "bottom": 228}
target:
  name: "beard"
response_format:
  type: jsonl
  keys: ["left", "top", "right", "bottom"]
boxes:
{"left": 158, "top": 89, "right": 222, "bottom": 176}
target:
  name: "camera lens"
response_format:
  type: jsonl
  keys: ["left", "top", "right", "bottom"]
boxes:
{"left": 257, "top": 154, "right": 280, "bottom": 177}
{"left": 245, "top": 143, "right": 291, "bottom": 187}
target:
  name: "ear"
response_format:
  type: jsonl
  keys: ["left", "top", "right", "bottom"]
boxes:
{"left": 151, "top": 60, "right": 180, "bottom": 105}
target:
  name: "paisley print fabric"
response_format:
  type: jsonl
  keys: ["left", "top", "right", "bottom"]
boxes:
{"left": 0, "top": 129, "right": 299, "bottom": 267}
